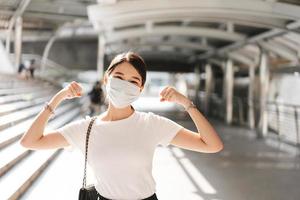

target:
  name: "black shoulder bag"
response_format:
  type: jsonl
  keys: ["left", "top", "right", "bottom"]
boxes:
{"left": 78, "top": 116, "right": 99, "bottom": 200}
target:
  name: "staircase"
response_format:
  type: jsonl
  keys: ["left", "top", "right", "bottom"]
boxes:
{"left": 0, "top": 73, "right": 86, "bottom": 200}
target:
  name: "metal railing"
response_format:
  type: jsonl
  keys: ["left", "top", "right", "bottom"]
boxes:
{"left": 198, "top": 91, "right": 300, "bottom": 146}
{"left": 9, "top": 53, "right": 80, "bottom": 86}
{"left": 267, "top": 101, "right": 300, "bottom": 145}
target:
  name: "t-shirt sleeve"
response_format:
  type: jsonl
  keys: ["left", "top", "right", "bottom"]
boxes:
{"left": 56, "top": 118, "right": 88, "bottom": 152}
{"left": 148, "top": 112, "right": 184, "bottom": 147}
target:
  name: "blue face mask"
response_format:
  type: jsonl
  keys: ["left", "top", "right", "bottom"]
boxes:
{"left": 105, "top": 76, "right": 141, "bottom": 108}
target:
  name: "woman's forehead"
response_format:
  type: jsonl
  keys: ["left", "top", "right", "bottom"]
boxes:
{"left": 112, "top": 63, "right": 141, "bottom": 78}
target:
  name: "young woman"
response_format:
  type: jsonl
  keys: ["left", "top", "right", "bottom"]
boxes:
{"left": 20, "top": 52, "right": 223, "bottom": 200}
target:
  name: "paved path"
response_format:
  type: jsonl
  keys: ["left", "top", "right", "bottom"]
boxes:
{"left": 21, "top": 112, "right": 300, "bottom": 200}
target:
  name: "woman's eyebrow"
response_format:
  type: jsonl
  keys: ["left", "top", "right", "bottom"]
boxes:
{"left": 114, "top": 72, "right": 141, "bottom": 82}
{"left": 132, "top": 76, "right": 141, "bottom": 82}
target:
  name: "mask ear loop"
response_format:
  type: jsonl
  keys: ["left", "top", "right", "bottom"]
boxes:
{"left": 131, "top": 105, "right": 135, "bottom": 111}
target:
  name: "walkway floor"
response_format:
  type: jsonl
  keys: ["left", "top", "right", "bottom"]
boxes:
{"left": 21, "top": 109, "right": 300, "bottom": 200}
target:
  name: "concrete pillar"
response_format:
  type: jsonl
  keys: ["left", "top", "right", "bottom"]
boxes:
{"left": 222, "top": 61, "right": 227, "bottom": 101}
{"left": 97, "top": 34, "right": 105, "bottom": 80}
{"left": 248, "top": 65, "right": 256, "bottom": 129}
{"left": 259, "top": 52, "right": 269, "bottom": 137}
{"left": 194, "top": 65, "right": 201, "bottom": 107}
{"left": 14, "top": 16, "right": 23, "bottom": 72}
{"left": 5, "top": 30, "right": 12, "bottom": 54}
{"left": 225, "top": 59, "right": 234, "bottom": 124}
{"left": 204, "top": 63, "right": 212, "bottom": 114}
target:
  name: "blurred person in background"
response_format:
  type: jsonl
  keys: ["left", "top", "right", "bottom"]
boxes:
{"left": 88, "top": 80, "right": 104, "bottom": 115}
{"left": 28, "top": 59, "right": 37, "bottom": 79}
{"left": 17, "top": 61, "right": 25, "bottom": 79}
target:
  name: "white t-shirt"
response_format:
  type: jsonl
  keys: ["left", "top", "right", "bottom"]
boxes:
{"left": 56, "top": 110, "right": 184, "bottom": 200}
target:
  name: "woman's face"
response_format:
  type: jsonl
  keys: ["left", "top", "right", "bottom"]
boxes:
{"left": 104, "top": 62, "right": 144, "bottom": 92}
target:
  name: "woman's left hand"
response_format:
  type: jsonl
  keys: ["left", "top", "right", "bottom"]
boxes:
{"left": 159, "top": 86, "right": 191, "bottom": 107}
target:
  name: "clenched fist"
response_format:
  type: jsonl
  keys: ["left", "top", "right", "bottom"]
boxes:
{"left": 61, "top": 81, "right": 83, "bottom": 100}
{"left": 159, "top": 86, "right": 190, "bottom": 107}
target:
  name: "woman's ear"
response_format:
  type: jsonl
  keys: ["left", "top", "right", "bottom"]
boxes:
{"left": 140, "top": 85, "right": 144, "bottom": 92}
{"left": 103, "top": 73, "right": 108, "bottom": 85}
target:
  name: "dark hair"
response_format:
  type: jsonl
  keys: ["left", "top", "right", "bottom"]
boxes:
{"left": 104, "top": 52, "right": 147, "bottom": 87}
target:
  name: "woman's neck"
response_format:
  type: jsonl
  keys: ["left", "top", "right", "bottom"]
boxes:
{"left": 100, "top": 103, "right": 135, "bottom": 121}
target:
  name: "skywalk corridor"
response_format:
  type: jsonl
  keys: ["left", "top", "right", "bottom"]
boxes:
{"left": 1, "top": 0, "right": 300, "bottom": 200}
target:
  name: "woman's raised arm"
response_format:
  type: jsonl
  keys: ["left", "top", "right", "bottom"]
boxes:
{"left": 159, "top": 86, "right": 224, "bottom": 153}
{"left": 20, "top": 81, "right": 83, "bottom": 150}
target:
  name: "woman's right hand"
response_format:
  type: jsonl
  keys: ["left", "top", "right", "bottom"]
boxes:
{"left": 60, "top": 81, "right": 83, "bottom": 100}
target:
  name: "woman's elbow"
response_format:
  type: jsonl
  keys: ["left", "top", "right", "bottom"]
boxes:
{"left": 19, "top": 135, "right": 36, "bottom": 148}
{"left": 207, "top": 142, "right": 224, "bottom": 153}
{"left": 19, "top": 138, "right": 32, "bottom": 148}
{"left": 214, "top": 142, "right": 224, "bottom": 153}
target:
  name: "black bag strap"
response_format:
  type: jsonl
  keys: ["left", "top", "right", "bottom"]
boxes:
{"left": 82, "top": 116, "right": 97, "bottom": 188}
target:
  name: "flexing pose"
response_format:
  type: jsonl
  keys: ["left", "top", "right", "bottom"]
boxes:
{"left": 20, "top": 52, "right": 223, "bottom": 200}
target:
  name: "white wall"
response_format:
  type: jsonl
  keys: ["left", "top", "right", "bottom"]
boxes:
{"left": 0, "top": 41, "right": 14, "bottom": 74}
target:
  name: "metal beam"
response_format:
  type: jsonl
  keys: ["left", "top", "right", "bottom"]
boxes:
{"left": 199, "top": 19, "right": 300, "bottom": 60}
{"left": 273, "top": 37, "right": 300, "bottom": 54}
{"left": 106, "top": 26, "right": 246, "bottom": 43}
{"left": 259, "top": 40, "right": 299, "bottom": 61}
{"left": 23, "top": 12, "right": 86, "bottom": 22}
{"left": 207, "top": 58, "right": 224, "bottom": 68}
{"left": 90, "top": 16, "right": 286, "bottom": 32}
{"left": 228, "top": 52, "right": 256, "bottom": 66}
{"left": 25, "top": 1, "right": 87, "bottom": 16}
{"left": 106, "top": 40, "right": 213, "bottom": 54}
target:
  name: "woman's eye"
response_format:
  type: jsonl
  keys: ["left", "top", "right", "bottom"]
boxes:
{"left": 130, "top": 81, "right": 138, "bottom": 85}
{"left": 114, "top": 76, "right": 138, "bottom": 85}
{"left": 114, "top": 76, "right": 122, "bottom": 79}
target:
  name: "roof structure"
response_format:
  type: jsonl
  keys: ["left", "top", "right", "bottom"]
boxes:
{"left": 1, "top": 0, "right": 300, "bottom": 73}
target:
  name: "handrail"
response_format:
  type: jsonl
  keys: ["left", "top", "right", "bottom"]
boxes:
{"left": 9, "top": 53, "right": 79, "bottom": 86}
{"left": 199, "top": 91, "right": 300, "bottom": 145}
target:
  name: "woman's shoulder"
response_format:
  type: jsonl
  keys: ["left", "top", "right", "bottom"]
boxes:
{"left": 135, "top": 110, "right": 160, "bottom": 121}
{"left": 70, "top": 116, "right": 90, "bottom": 126}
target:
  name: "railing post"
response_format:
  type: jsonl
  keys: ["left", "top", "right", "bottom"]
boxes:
{"left": 294, "top": 106, "right": 299, "bottom": 145}
{"left": 276, "top": 103, "right": 280, "bottom": 136}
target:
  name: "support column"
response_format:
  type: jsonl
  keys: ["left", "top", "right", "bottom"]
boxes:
{"left": 97, "top": 34, "right": 106, "bottom": 80}
{"left": 259, "top": 52, "right": 269, "bottom": 137}
{"left": 14, "top": 16, "right": 23, "bottom": 72}
{"left": 248, "top": 65, "right": 256, "bottom": 129}
{"left": 225, "top": 59, "right": 234, "bottom": 124}
{"left": 204, "top": 63, "right": 212, "bottom": 114}
{"left": 5, "top": 0, "right": 31, "bottom": 54}
{"left": 194, "top": 65, "right": 201, "bottom": 107}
